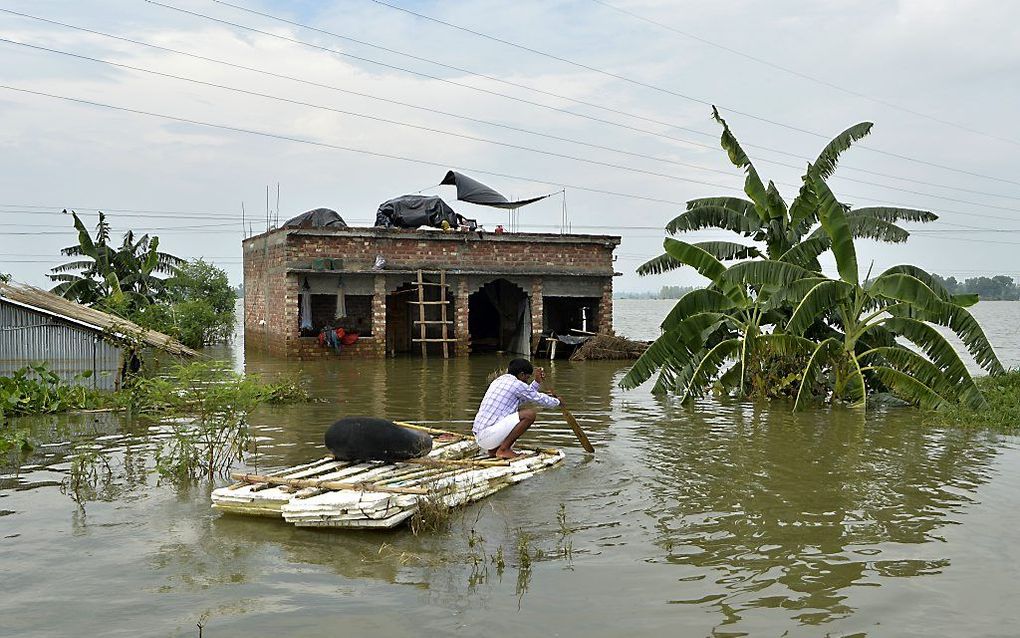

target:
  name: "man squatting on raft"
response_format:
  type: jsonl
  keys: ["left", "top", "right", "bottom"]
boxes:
{"left": 472, "top": 358, "right": 561, "bottom": 459}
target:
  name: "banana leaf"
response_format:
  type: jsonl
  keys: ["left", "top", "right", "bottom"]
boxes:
{"left": 811, "top": 174, "right": 859, "bottom": 285}
{"left": 787, "top": 280, "right": 855, "bottom": 335}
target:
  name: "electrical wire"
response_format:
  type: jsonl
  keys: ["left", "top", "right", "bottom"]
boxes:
{"left": 357, "top": 0, "right": 1020, "bottom": 179}
{"left": 8, "top": 35, "right": 1020, "bottom": 218}
{"left": 150, "top": 0, "right": 1020, "bottom": 188}
{"left": 5, "top": 7, "right": 1019, "bottom": 201}
{"left": 588, "top": 0, "right": 1020, "bottom": 148}
{"left": 0, "top": 84, "right": 717, "bottom": 208}
{"left": 0, "top": 37, "right": 747, "bottom": 193}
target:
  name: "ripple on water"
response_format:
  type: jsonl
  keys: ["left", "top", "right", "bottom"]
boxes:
{"left": 3, "top": 330, "right": 1020, "bottom": 635}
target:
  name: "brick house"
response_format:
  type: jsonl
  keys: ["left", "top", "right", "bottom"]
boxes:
{"left": 243, "top": 226, "right": 620, "bottom": 359}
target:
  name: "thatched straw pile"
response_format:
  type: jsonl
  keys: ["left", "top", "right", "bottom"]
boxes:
{"left": 569, "top": 334, "right": 649, "bottom": 361}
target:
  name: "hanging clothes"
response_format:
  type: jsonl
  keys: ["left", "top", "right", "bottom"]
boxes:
{"left": 335, "top": 279, "right": 347, "bottom": 319}
{"left": 300, "top": 291, "right": 313, "bottom": 330}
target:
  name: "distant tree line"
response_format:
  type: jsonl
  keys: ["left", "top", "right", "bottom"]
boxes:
{"left": 616, "top": 285, "right": 696, "bottom": 299}
{"left": 932, "top": 274, "right": 1020, "bottom": 301}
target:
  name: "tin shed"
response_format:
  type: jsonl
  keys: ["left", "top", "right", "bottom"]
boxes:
{"left": 0, "top": 281, "right": 198, "bottom": 390}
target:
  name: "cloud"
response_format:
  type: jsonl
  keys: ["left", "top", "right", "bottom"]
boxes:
{"left": 0, "top": 0, "right": 1018, "bottom": 297}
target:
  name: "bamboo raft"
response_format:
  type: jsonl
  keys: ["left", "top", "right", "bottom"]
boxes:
{"left": 211, "top": 423, "right": 565, "bottom": 529}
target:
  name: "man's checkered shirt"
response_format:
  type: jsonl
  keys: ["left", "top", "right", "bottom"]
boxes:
{"left": 472, "top": 374, "right": 561, "bottom": 434}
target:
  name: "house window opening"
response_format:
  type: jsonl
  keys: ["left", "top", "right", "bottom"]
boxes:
{"left": 543, "top": 296, "right": 599, "bottom": 336}
{"left": 299, "top": 294, "right": 373, "bottom": 337}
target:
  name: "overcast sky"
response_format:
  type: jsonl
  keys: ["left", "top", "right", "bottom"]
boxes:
{"left": 1, "top": 0, "right": 1019, "bottom": 292}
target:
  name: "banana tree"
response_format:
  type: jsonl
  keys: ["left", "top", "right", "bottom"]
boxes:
{"left": 722, "top": 175, "right": 1003, "bottom": 410}
{"left": 49, "top": 211, "right": 183, "bottom": 313}
{"left": 620, "top": 237, "right": 808, "bottom": 400}
{"left": 644, "top": 108, "right": 935, "bottom": 274}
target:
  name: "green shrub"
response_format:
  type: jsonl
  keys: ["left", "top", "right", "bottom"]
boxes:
{"left": 0, "top": 364, "right": 106, "bottom": 419}
{"left": 926, "top": 370, "right": 1020, "bottom": 431}
{"left": 131, "top": 259, "right": 236, "bottom": 349}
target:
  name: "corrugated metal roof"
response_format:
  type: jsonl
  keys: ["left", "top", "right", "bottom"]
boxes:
{"left": 0, "top": 281, "right": 198, "bottom": 357}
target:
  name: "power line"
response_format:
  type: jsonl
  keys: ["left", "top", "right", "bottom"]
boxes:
{"left": 151, "top": 0, "right": 1020, "bottom": 189}
{"left": 11, "top": 37, "right": 1020, "bottom": 220}
{"left": 7, "top": 8, "right": 1019, "bottom": 202}
{"left": 0, "top": 38, "right": 747, "bottom": 193}
{"left": 356, "top": 0, "right": 1020, "bottom": 184}
{"left": 588, "top": 0, "right": 1020, "bottom": 148}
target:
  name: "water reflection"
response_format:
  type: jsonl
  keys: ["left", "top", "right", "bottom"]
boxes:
{"left": 633, "top": 398, "right": 1001, "bottom": 629}
{"left": 2, "top": 338, "right": 1016, "bottom": 636}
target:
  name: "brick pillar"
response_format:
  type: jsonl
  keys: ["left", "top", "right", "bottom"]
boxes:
{"left": 455, "top": 278, "right": 470, "bottom": 357}
{"left": 373, "top": 274, "right": 387, "bottom": 357}
{"left": 530, "top": 278, "right": 544, "bottom": 356}
{"left": 282, "top": 274, "right": 301, "bottom": 357}
{"left": 597, "top": 279, "right": 614, "bottom": 335}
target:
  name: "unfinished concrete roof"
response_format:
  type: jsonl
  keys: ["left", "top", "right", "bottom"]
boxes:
{"left": 0, "top": 281, "right": 198, "bottom": 357}
{"left": 243, "top": 226, "right": 622, "bottom": 246}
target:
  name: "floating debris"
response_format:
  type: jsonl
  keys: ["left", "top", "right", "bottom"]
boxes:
{"left": 211, "top": 425, "right": 564, "bottom": 529}
{"left": 569, "top": 333, "right": 649, "bottom": 361}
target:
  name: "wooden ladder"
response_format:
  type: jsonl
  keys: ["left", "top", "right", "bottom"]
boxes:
{"left": 411, "top": 269, "right": 455, "bottom": 358}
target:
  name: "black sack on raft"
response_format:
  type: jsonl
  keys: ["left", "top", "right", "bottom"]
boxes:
{"left": 324, "top": 416, "right": 433, "bottom": 462}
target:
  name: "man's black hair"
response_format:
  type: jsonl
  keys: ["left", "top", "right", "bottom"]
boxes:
{"left": 507, "top": 358, "right": 534, "bottom": 377}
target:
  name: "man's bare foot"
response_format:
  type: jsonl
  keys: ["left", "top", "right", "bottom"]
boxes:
{"left": 487, "top": 449, "right": 498, "bottom": 458}
{"left": 493, "top": 448, "right": 522, "bottom": 460}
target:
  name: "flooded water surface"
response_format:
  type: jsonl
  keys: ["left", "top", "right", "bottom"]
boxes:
{"left": 4, "top": 300, "right": 1020, "bottom": 637}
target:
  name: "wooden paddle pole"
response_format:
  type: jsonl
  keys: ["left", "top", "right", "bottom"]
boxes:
{"left": 537, "top": 366, "right": 594, "bottom": 454}
{"left": 560, "top": 405, "right": 595, "bottom": 454}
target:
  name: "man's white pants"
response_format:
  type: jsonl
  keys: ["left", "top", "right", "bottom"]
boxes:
{"left": 474, "top": 411, "right": 522, "bottom": 450}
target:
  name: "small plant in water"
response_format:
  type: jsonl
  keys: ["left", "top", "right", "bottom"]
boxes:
{"left": 130, "top": 362, "right": 308, "bottom": 481}
{"left": 492, "top": 545, "right": 505, "bottom": 575}
{"left": 409, "top": 486, "right": 453, "bottom": 536}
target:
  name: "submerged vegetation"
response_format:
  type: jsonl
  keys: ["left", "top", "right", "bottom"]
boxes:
{"left": 0, "top": 364, "right": 106, "bottom": 420}
{"left": 129, "top": 362, "right": 308, "bottom": 480}
{"left": 623, "top": 108, "right": 1002, "bottom": 410}
{"left": 926, "top": 369, "right": 1020, "bottom": 431}
{"left": 1, "top": 361, "right": 308, "bottom": 481}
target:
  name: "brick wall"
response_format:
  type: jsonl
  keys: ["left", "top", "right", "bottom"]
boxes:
{"left": 285, "top": 229, "right": 617, "bottom": 275}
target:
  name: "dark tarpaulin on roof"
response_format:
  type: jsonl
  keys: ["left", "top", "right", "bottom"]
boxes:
{"left": 374, "top": 195, "right": 462, "bottom": 229}
{"left": 282, "top": 208, "right": 348, "bottom": 229}
{"left": 440, "top": 170, "right": 553, "bottom": 209}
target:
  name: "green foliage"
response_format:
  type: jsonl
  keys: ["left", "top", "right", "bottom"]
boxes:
{"left": 0, "top": 427, "right": 34, "bottom": 455}
{"left": 0, "top": 272, "right": 10, "bottom": 284}
{"left": 48, "top": 210, "right": 184, "bottom": 313}
{"left": 624, "top": 107, "right": 1001, "bottom": 412}
{"left": 128, "top": 362, "right": 308, "bottom": 480}
{"left": 0, "top": 364, "right": 106, "bottom": 420}
{"left": 926, "top": 370, "right": 1020, "bottom": 431}
{"left": 47, "top": 213, "right": 237, "bottom": 350}
{"left": 131, "top": 259, "right": 236, "bottom": 349}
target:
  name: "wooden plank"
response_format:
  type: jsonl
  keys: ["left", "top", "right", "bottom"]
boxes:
{"left": 229, "top": 472, "right": 428, "bottom": 495}
{"left": 413, "top": 320, "right": 453, "bottom": 324}
{"left": 405, "top": 457, "right": 512, "bottom": 468}
{"left": 440, "top": 269, "right": 449, "bottom": 358}
{"left": 417, "top": 269, "right": 427, "bottom": 358}
{"left": 407, "top": 300, "right": 448, "bottom": 305}
{"left": 412, "top": 338, "right": 458, "bottom": 343}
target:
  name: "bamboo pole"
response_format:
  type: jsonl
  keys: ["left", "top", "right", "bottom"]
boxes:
{"left": 230, "top": 472, "right": 428, "bottom": 495}
{"left": 392, "top": 421, "right": 471, "bottom": 439}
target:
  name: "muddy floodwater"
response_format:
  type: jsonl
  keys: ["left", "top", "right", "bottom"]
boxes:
{"left": 4, "top": 300, "right": 1020, "bottom": 637}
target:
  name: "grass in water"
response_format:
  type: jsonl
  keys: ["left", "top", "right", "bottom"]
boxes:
{"left": 926, "top": 370, "right": 1020, "bottom": 431}
{"left": 409, "top": 486, "right": 453, "bottom": 536}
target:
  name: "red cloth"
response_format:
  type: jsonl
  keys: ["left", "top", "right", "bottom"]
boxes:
{"left": 341, "top": 331, "right": 359, "bottom": 346}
